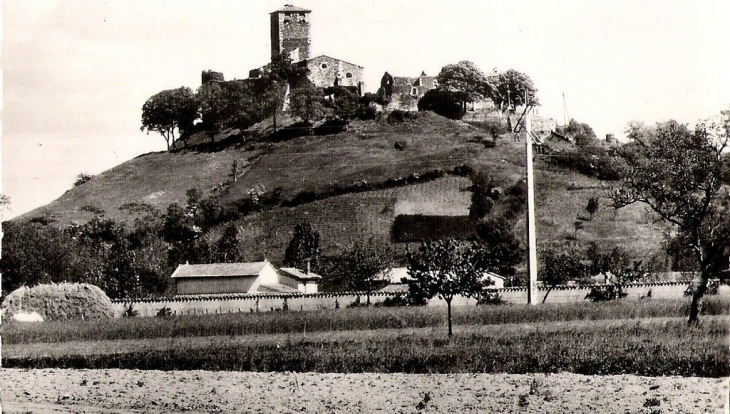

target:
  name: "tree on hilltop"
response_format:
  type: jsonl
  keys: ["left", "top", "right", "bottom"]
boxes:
{"left": 436, "top": 61, "right": 491, "bottom": 112}
{"left": 141, "top": 87, "right": 198, "bottom": 151}
{"left": 489, "top": 69, "right": 538, "bottom": 112}
{"left": 610, "top": 114, "right": 730, "bottom": 323}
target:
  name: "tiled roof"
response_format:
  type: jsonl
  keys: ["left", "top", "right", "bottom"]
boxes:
{"left": 278, "top": 267, "right": 322, "bottom": 280}
{"left": 377, "top": 267, "right": 412, "bottom": 284}
{"left": 271, "top": 5, "right": 311, "bottom": 13}
{"left": 171, "top": 262, "right": 270, "bottom": 278}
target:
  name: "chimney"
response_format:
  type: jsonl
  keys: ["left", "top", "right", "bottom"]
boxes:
{"left": 305, "top": 259, "right": 311, "bottom": 275}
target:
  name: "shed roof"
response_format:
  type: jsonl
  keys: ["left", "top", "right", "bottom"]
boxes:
{"left": 278, "top": 267, "right": 322, "bottom": 280}
{"left": 171, "top": 262, "right": 271, "bottom": 279}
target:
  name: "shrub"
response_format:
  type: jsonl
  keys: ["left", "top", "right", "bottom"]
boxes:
{"left": 80, "top": 205, "right": 105, "bottom": 215}
{"left": 74, "top": 173, "right": 94, "bottom": 187}
{"left": 387, "top": 110, "right": 414, "bottom": 123}
{"left": 585, "top": 285, "right": 628, "bottom": 302}
{"left": 156, "top": 306, "right": 173, "bottom": 317}
{"left": 417, "top": 89, "right": 466, "bottom": 120}
{"left": 390, "top": 215, "right": 475, "bottom": 243}
{"left": 123, "top": 303, "right": 139, "bottom": 318}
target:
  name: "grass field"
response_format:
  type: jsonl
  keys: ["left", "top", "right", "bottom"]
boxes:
{"left": 4, "top": 298, "right": 729, "bottom": 377}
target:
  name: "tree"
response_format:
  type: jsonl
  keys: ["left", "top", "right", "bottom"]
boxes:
{"left": 141, "top": 87, "right": 199, "bottom": 151}
{"left": 586, "top": 247, "right": 645, "bottom": 301}
{"left": 561, "top": 119, "right": 598, "bottom": 147}
{"left": 489, "top": 69, "right": 539, "bottom": 112}
{"left": 325, "top": 86, "right": 360, "bottom": 120}
{"left": 540, "top": 248, "right": 587, "bottom": 303}
{"left": 284, "top": 222, "right": 321, "bottom": 274}
{"left": 469, "top": 171, "right": 499, "bottom": 220}
{"left": 213, "top": 224, "right": 244, "bottom": 263}
{"left": 474, "top": 216, "right": 524, "bottom": 277}
{"left": 406, "top": 239, "right": 489, "bottom": 337}
{"left": 289, "top": 84, "right": 326, "bottom": 124}
{"left": 260, "top": 53, "right": 310, "bottom": 132}
{"left": 327, "top": 238, "right": 394, "bottom": 306}
{"left": 417, "top": 89, "right": 467, "bottom": 120}
{"left": 586, "top": 196, "right": 600, "bottom": 221}
{"left": 436, "top": 61, "right": 491, "bottom": 111}
{"left": 610, "top": 115, "right": 730, "bottom": 322}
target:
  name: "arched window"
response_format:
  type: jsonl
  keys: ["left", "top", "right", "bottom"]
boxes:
{"left": 320, "top": 62, "right": 328, "bottom": 69}
{"left": 346, "top": 72, "right": 353, "bottom": 78}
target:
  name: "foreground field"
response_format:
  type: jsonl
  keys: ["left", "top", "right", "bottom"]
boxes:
{"left": 5, "top": 317, "right": 728, "bottom": 377}
{"left": 2, "top": 369, "right": 727, "bottom": 413}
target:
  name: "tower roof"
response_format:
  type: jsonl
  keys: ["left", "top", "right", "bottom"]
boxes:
{"left": 271, "top": 4, "right": 311, "bottom": 13}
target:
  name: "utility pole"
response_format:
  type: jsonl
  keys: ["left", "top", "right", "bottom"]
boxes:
{"left": 525, "top": 100, "right": 538, "bottom": 305}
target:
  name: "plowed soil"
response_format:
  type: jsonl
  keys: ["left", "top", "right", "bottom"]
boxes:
{"left": 1, "top": 369, "right": 727, "bottom": 413}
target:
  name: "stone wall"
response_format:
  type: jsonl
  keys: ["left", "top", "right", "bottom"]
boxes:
{"left": 112, "top": 282, "right": 728, "bottom": 317}
{"left": 305, "top": 56, "right": 364, "bottom": 91}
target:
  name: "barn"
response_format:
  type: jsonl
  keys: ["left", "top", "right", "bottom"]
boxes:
{"left": 171, "top": 261, "right": 322, "bottom": 295}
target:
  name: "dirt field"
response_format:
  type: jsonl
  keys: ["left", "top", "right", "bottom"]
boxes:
{"left": 1, "top": 369, "right": 727, "bottom": 413}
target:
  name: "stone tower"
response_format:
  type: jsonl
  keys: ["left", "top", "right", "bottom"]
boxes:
{"left": 270, "top": 5, "right": 312, "bottom": 63}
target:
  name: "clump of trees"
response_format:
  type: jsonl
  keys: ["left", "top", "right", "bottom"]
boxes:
{"left": 141, "top": 87, "right": 198, "bottom": 151}
{"left": 432, "top": 61, "right": 538, "bottom": 116}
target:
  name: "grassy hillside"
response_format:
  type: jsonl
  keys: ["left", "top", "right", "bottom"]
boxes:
{"left": 14, "top": 111, "right": 666, "bottom": 266}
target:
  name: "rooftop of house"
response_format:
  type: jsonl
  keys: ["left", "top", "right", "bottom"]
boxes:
{"left": 171, "top": 262, "right": 271, "bottom": 278}
{"left": 272, "top": 4, "right": 311, "bottom": 14}
{"left": 278, "top": 267, "right": 322, "bottom": 280}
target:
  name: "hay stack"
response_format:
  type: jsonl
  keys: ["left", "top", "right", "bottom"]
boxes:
{"left": 1, "top": 283, "right": 114, "bottom": 321}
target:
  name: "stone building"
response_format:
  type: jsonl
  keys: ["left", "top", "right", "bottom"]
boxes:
{"left": 270, "top": 4, "right": 312, "bottom": 63}
{"left": 248, "top": 4, "right": 365, "bottom": 94}
{"left": 380, "top": 71, "right": 439, "bottom": 110}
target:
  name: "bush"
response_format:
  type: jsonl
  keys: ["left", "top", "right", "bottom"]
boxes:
{"left": 585, "top": 285, "right": 628, "bottom": 302}
{"left": 390, "top": 215, "right": 475, "bottom": 243}
{"left": 156, "top": 306, "right": 173, "bottom": 317}
{"left": 417, "top": 89, "right": 466, "bottom": 120}
{"left": 80, "top": 205, "right": 105, "bottom": 215}
{"left": 387, "top": 110, "right": 414, "bottom": 123}
{"left": 74, "top": 173, "right": 94, "bottom": 187}
{"left": 123, "top": 303, "right": 139, "bottom": 318}
{"left": 376, "top": 294, "right": 410, "bottom": 307}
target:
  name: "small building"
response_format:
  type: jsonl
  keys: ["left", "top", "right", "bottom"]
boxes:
{"left": 278, "top": 267, "right": 322, "bottom": 293}
{"left": 172, "top": 261, "right": 316, "bottom": 295}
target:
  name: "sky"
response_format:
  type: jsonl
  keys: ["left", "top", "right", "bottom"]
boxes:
{"left": 3, "top": 0, "right": 729, "bottom": 220}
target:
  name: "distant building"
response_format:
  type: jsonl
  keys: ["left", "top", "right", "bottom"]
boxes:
{"left": 277, "top": 267, "right": 322, "bottom": 293}
{"left": 376, "top": 267, "right": 504, "bottom": 293}
{"left": 380, "top": 71, "right": 438, "bottom": 110}
{"left": 171, "top": 261, "right": 320, "bottom": 295}
{"left": 247, "top": 5, "right": 365, "bottom": 94}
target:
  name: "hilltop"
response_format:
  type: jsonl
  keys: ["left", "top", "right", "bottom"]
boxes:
{"left": 14, "top": 111, "right": 666, "bottom": 266}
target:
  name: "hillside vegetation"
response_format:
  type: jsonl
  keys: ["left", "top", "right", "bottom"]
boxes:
{"left": 17, "top": 111, "right": 664, "bottom": 256}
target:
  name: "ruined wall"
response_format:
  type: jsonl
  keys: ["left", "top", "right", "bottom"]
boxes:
{"left": 306, "top": 56, "right": 364, "bottom": 90}
{"left": 201, "top": 70, "right": 225, "bottom": 85}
